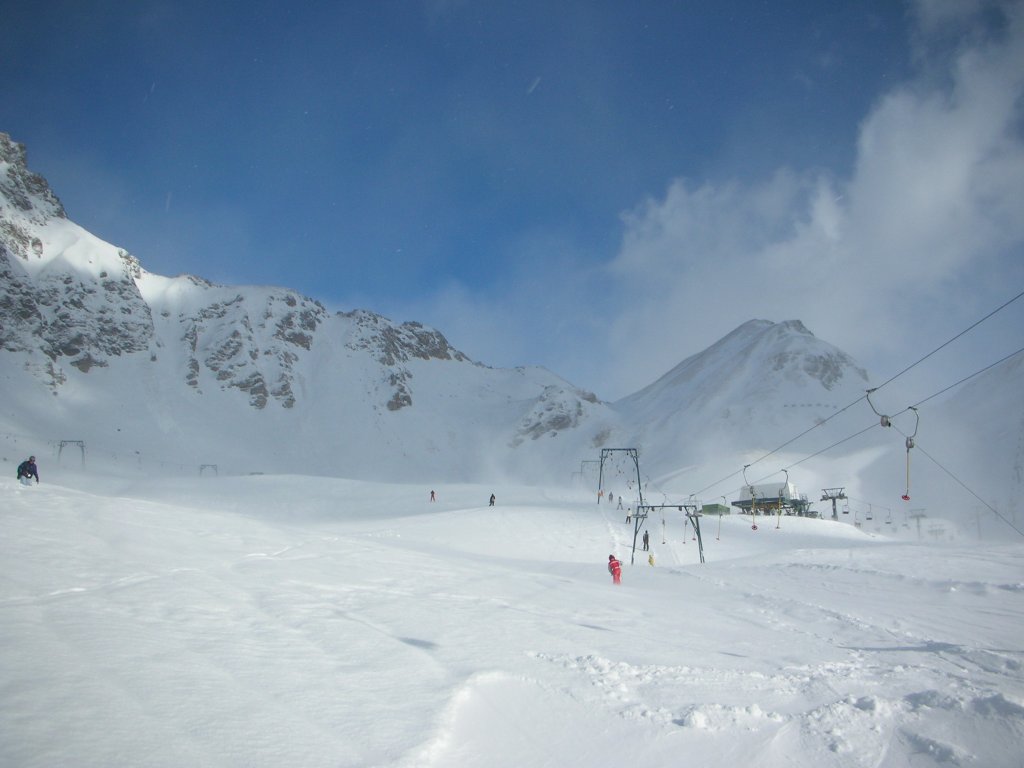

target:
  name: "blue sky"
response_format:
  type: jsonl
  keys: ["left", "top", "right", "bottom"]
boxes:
{"left": 4, "top": 0, "right": 1023, "bottom": 399}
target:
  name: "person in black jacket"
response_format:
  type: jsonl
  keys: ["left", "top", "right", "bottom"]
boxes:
{"left": 17, "top": 456, "right": 39, "bottom": 484}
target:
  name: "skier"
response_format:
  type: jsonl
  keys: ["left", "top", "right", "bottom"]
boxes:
{"left": 642, "top": 530, "right": 650, "bottom": 551}
{"left": 617, "top": 496, "right": 624, "bottom": 511}
{"left": 607, "top": 554, "right": 622, "bottom": 585}
{"left": 489, "top": 493, "right": 496, "bottom": 507}
{"left": 430, "top": 490, "right": 436, "bottom": 502}
{"left": 17, "top": 456, "right": 39, "bottom": 485}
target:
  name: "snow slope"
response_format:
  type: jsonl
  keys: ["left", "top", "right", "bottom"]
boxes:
{"left": 2, "top": 473, "right": 1022, "bottom": 768}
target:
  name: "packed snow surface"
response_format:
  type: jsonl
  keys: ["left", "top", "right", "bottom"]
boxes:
{"left": 2, "top": 470, "right": 1022, "bottom": 767}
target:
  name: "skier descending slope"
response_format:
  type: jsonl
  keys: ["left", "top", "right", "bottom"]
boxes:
{"left": 607, "top": 554, "right": 622, "bottom": 584}
{"left": 17, "top": 456, "right": 39, "bottom": 485}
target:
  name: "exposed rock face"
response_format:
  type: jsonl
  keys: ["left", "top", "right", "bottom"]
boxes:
{"left": 0, "top": 255, "right": 155, "bottom": 377}
{"left": 761, "top": 320, "right": 867, "bottom": 391}
{"left": 343, "top": 310, "right": 473, "bottom": 410}
{"left": 0, "top": 133, "right": 66, "bottom": 226}
{"left": 0, "top": 134, "right": 155, "bottom": 378}
{"left": 2, "top": 133, "right": 495, "bottom": 413}
{"left": 514, "top": 384, "right": 600, "bottom": 444}
{"left": 176, "top": 290, "right": 329, "bottom": 409}
{"left": 343, "top": 310, "right": 469, "bottom": 365}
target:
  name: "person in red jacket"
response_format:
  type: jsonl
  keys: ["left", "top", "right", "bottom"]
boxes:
{"left": 608, "top": 554, "right": 622, "bottom": 584}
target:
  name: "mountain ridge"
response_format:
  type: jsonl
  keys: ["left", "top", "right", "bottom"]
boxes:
{"left": 8, "top": 129, "right": 1018, "bottom": 530}
{"left": 0, "top": 131, "right": 881, "bottom": 484}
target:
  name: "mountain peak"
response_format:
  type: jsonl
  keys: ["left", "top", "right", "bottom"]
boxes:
{"left": 616, "top": 318, "right": 868, "bottom": 426}
{"left": 731, "top": 318, "right": 812, "bottom": 341}
{"left": 0, "top": 132, "right": 66, "bottom": 225}
{"left": 779, "top": 319, "right": 812, "bottom": 336}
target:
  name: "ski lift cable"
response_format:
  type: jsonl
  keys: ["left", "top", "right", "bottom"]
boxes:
{"left": 696, "top": 333, "right": 988, "bottom": 497}
{"left": 899, "top": 436, "right": 1024, "bottom": 539}
{"left": 741, "top": 344, "right": 1008, "bottom": 501}
{"left": 900, "top": 345, "right": 1024, "bottom": 414}
{"left": 762, "top": 421, "right": 880, "bottom": 479}
{"left": 846, "top": 496, "right": 894, "bottom": 520}
{"left": 803, "top": 289, "right": 1023, "bottom": 450}
{"left": 692, "top": 400, "right": 865, "bottom": 496}
{"left": 865, "top": 344, "right": 1024, "bottom": 434}
{"left": 749, "top": 342, "right": 1022, "bottom": 512}
{"left": 763, "top": 348, "right": 1024, "bottom": 502}
{"left": 718, "top": 421, "right": 878, "bottom": 504}
{"left": 863, "top": 347, "right": 1024, "bottom": 499}
{"left": 870, "top": 288, "right": 1024, "bottom": 393}
{"left": 693, "top": 292, "right": 1023, "bottom": 499}
{"left": 720, "top": 421, "right": 879, "bottom": 511}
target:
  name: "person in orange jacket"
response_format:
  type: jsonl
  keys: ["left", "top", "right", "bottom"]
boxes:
{"left": 608, "top": 554, "right": 622, "bottom": 584}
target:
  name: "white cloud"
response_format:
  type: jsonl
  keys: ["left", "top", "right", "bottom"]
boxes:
{"left": 911, "top": 0, "right": 991, "bottom": 36}
{"left": 596, "top": 0, "right": 1024, "bottom": 400}
{"left": 383, "top": 0, "right": 1024, "bottom": 404}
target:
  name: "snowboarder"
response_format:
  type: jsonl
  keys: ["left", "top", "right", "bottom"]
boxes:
{"left": 642, "top": 530, "right": 649, "bottom": 551}
{"left": 17, "top": 456, "right": 39, "bottom": 485}
{"left": 489, "top": 493, "right": 496, "bottom": 507}
{"left": 608, "top": 554, "right": 622, "bottom": 584}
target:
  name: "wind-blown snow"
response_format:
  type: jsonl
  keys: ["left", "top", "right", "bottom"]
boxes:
{"left": 2, "top": 471, "right": 1022, "bottom": 767}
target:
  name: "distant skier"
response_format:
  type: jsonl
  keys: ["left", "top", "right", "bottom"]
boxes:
{"left": 430, "top": 490, "right": 436, "bottom": 502}
{"left": 608, "top": 554, "right": 622, "bottom": 584}
{"left": 648, "top": 552, "right": 656, "bottom": 567}
{"left": 489, "top": 493, "right": 496, "bottom": 507}
{"left": 642, "top": 530, "right": 649, "bottom": 551}
{"left": 17, "top": 456, "right": 39, "bottom": 485}
{"left": 617, "top": 496, "right": 624, "bottom": 511}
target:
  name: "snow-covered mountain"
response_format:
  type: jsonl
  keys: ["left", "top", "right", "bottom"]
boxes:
{"left": 0, "top": 133, "right": 613, "bottom": 481}
{"left": 613, "top": 318, "right": 871, "bottom": 472}
{"left": 2, "top": 131, "right": 1021, "bottom": 528}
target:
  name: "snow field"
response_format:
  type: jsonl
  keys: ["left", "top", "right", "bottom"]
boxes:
{"left": 1, "top": 473, "right": 1022, "bottom": 767}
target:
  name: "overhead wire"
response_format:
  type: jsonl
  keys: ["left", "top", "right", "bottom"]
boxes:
{"left": 692, "top": 288, "right": 1024, "bottom": 499}
{"left": 895, "top": 345, "right": 1024, "bottom": 415}
{"left": 778, "top": 347, "right": 1024, "bottom": 477}
{"left": 766, "top": 422, "right": 880, "bottom": 477}
{"left": 708, "top": 344, "right": 1024, "bottom": 515}
{"left": 870, "top": 288, "right": 1024, "bottom": 394}
{"left": 776, "top": 348, "right": 1024, "bottom": 536}
{"left": 891, "top": 424, "right": 1024, "bottom": 538}
{"left": 922, "top": 443, "right": 1024, "bottom": 537}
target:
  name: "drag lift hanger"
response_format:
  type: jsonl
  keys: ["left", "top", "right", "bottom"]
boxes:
{"left": 901, "top": 407, "right": 919, "bottom": 501}
{"left": 777, "top": 469, "right": 788, "bottom": 529}
{"left": 866, "top": 389, "right": 920, "bottom": 501}
{"left": 743, "top": 464, "right": 758, "bottom": 531}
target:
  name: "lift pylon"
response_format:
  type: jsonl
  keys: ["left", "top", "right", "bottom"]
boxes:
{"left": 821, "top": 488, "right": 847, "bottom": 521}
